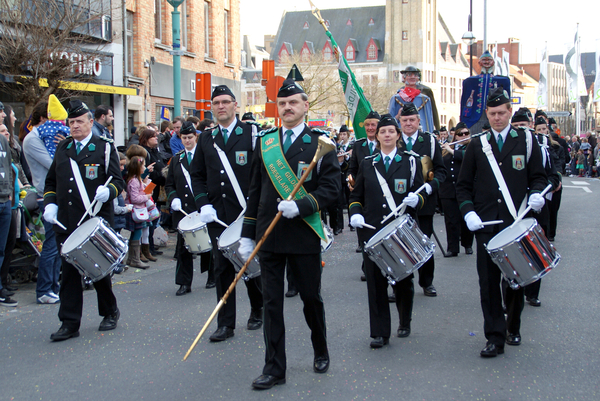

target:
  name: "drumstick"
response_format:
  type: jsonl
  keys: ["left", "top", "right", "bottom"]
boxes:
{"left": 509, "top": 184, "right": 553, "bottom": 228}
{"left": 53, "top": 219, "right": 67, "bottom": 230}
{"left": 179, "top": 210, "right": 189, "bottom": 217}
{"left": 213, "top": 217, "right": 229, "bottom": 228}
{"left": 361, "top": 223, "right": 376, "bottom": 230}
{"left": 481, "top": 220, "right": 503, "bottom": 226}
{"left": 77, "top": 176, "right": 113, "bottom": 227}
{"left": 381, "top": 183, "right": 428, "bottom": 225}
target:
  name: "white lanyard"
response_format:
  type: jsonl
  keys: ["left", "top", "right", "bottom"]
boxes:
{"left": 213, "top": 142, "right": 247, "bottom": 215}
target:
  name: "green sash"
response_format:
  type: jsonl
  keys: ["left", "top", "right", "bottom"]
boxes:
{"left": 261, "top": 130, "right": 326, "bottom": 241}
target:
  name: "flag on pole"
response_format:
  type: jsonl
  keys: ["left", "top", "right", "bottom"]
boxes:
{"left": 565, "top": 31, "right": 587, "bottom": 103}
{"left": 594, "top": 39, "right": 600, "bottom": 103}
{"left": 310, "top": 2, "right": 372, "bottom": 139}
{"left": 537, "top": 44, "right": 548, "bottom": 109}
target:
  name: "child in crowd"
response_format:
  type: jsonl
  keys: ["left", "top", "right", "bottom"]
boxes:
{"left": 37, "top": 95, "right": 70, "bottom": 158}
{"left": 113, "top": 152, "right": 133, "bottom": 274}
{"left": 576, "top": 149, "right": 586, "bottom": 177}
{"left": 124, "top": 156, "right": 151, "bottom": 269}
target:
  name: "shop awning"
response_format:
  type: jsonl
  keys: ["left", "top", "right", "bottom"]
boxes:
{"left": 38, "top": 78, "right": 138, "bottom": 96}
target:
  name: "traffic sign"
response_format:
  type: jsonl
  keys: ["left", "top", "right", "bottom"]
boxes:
{"left": 546, "top": 111, "right": 572, "bottom": 117}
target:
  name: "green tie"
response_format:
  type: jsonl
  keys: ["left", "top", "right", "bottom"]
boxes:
{"left": 369, "top": 142, "right": 374, "bottom": 155}
{"left": 384, "top": 156, "right": 391, "bottom": 172}
{"left": 76, "top": 142, "right": 82, "bottom": 155}
{"left": 406, "top": 137, "right": 413, "bottom": 151}
{"left": 187, "top": 152, "right": 192, "bottom": 164}
{"left": 283, "top": 130, "right": 294, "bottom": 153}
{"left": 497, "top": 134, "right": 504, "bottom": 152}
{"left": 222, "top": 128, "right": 229, "bottom": 145}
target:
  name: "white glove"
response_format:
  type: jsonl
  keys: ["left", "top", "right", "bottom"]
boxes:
{"left": 424, "top": 183, "right": 433, "bottom": 195}
{"left": 278, "top": 200, "right": 300, "bottom": 219}
{"left": 239, "top": 238, "right": 254, "bottom": 262}
{"left": 171, "top": 198, "right": 182, "bottom": 212}
{"left": 200, "top": 204, "right": 218, "bottom": 223}
{"left": 465, "top": 211, "right": 484, "bottom": 231}
{"left": 43, "top": 204, "right": 58, "bottom": 224}
{"left": 125, "top": 204, "right": 134, "bottom": 212}
{"left": 528, "top": 193, "right": 545, "bottom": 212}
{"left": 404, "top": 192, "right": 419, "bottom": 208}
{"left": 94, "top": 186, "right": 110, "bottom": 203}
{"left": 350, "top": 214, "right": 366, "bottom": 228}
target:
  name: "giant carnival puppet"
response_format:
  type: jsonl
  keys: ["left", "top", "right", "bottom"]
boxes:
{"left": 388, "top": 66, "right": 439, "bottom": 132}
{"left": 460, "top": 50, "right": 511, "bottom": 134}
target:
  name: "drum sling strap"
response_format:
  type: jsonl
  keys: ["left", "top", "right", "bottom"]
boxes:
{"left": 260, "top": 130, "right": 327, "bottom": 241}
{"left": 70, "top": 158, "right": 98, "bottom": 217}
{"left": 373, "top": 154, "right": 418, "bottom": 212}
{"left": 213, "top": 142, "right": 246, "bottom": 220}
{"left": 180, "top": 162, "right": 194, "bottom": 196}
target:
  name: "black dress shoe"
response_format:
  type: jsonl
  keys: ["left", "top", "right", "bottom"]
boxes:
{"left": 50, "top": 326, "right": 80, "bottom": 341}
{"left": 388, "top": 294, "right": 396, "bottom": 302}
{"left": 360, "top": 274, "right": 366, "bottom": 282}
{"left": 252, "top": 374, "right": 286, "bottom": 390}
{"left": 548, "top": 236, "right": 555, "bottom": 242}
{"left": 526, "top": 297, "right": 541, "bottom": 307}
{"left": 370, "top": 337, "right": 389, "bottom": 348}
{"left": 480, "top": 343, "right": 504, "bottom": 357}
{"left": 247, "top": 308, "right": 263, "bottom": 330}
{"left": 465, "top": 247, "right": 474, "bottom": 255}
{"left": 350, "top": 226, "right": 355, "bottom": 232}
{"left": 99, "top": 309, "right": 120, "bottom": 331}
{"left": 314, "top": 355, "right": 330, "bottom": 373}
{"left": 205, "top": 280, "right": 216, "bottom": 289}
{"left": 423, "top": 285, "right": 437, "bottom": 297}
{"left": 444, "top": 251, "right": 458, "bottom": 258}
{"left": 285, "top": 289, "right": 298, "bottom": 298}
{"left": 209, "top": 326, "right": 234, "bottom": 342}
{"left": 397, "top": 327, "right": 411, "bottom": 338}
{"left": 176, "top": 285, "right": 191, "bottom": 296}
{"left": 334, "top": 228, "right": 343, "bottom": 235}
{"left": 355, "top": 245, "right": 363, "bottom": 253}
{"left": 506, "top": 333, "right": 521, "bottom": 346}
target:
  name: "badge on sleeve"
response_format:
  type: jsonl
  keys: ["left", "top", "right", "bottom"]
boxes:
{"left": 235, "top": 151, "right": 248, "bottom": 166}
{"left": 297, "top": 162, "right": 312, "bottom": 181}
{"left": 85, "top": 164, "right": 99, "bottom": 180}
{"left": 512, "top": 155, "right": 525, "bottom": 171}
{"left": 394, "top": 179, "right": 407, "bottom": 194}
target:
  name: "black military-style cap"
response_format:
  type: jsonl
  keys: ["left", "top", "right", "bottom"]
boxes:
{"left": 548, "top": 117, "right": 557, "bottom": 125}
{"left": 180, "top": 121, "right": 196, "bottom": 135}
{"left": 376, "top": 114, "right": 399, "bottom": 130}
{"left": 454, "top": 121, "right": 468, "bottom": 131}
{"left": 400, "top": 102, "right": 419, "bottom": 117}
{"left": 68, "top": 100, "right": 90, "bottom": 119}
{"left": 212, "top": 85, "right": 236, "bottom": 100}
{"left": 487, "top": 87, "right": 510, "bottom": 108}
{"left": 511, "top": 109, "right": 530, "bottom": 123}
{"left": 535, "top": 109, "right": 548, "bottom": 119}
{"left": 364, "top": 110, "right": 380, "bottom": 121}
{"left": 242, "top": 112, "right": 255, "bottom": 121}
{"left": 339, "top": 124, "right": 349, "bottom": 133}
{"left": 277, "top": 79, "right": 305, "bottom": 98}
{"left": 440, "top": 126, "right": 447, "bottom": 132}
{"left": 534, "top": 117, "right": 547, "bottom": 127}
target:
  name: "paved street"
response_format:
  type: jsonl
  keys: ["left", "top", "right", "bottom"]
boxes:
{"left": 2, "top": 178, "right": 599, "bottom": 400}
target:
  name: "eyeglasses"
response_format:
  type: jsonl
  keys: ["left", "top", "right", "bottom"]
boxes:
{"left": 455, "top": 131, "right": 470, "bottom": 136}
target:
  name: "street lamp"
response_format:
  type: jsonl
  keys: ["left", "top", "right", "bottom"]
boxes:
{"left": 167, "top": 0, "right": 184, "bottom": 118}
{"left": 462, "top": 0, "right": 476, "bottom": 76}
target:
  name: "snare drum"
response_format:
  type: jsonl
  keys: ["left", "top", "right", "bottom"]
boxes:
{"left": 217, "top": 218, "right": 261, "bottom": 280}
{"left": 61, "top": 217, "right": 128, "bottom": 282}
{"left": 177, "top": 212, "right": 212, "bottom": 254}
{"left": 364, "top": 215, "right": 435, "bottom": 285}
{"left": 321, "top": 225, "right": 334, "bottom": 253}
{"left": 486, "top": 217, "right": 560, "bottom": 290}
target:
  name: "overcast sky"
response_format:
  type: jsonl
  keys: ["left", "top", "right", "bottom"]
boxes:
{"left": 240, "top": 0, "right": 599, "bottom": 63}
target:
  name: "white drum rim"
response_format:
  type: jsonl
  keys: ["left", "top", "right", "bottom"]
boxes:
{"left": 178, "top": 212, "right": 206, "bottom": 231}
{"left": 365, "top": 215, "right": 411, "bottom": 249}
{"left": 218, "top": 218, "right": 243, "bottom": 248}
{"left": 487, "top": 218, "right": 537, "bottom": 251}
{"left": 62, "top": 217, "right": 102, "bottom": 253}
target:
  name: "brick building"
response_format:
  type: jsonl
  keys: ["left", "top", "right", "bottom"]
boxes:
{"left": 125, "top": 0, "right": 240, "bottom": 135}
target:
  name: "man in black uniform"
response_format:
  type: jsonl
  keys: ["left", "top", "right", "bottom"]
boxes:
{"left": 456, "top": 88, "right": 547, "bottom": 357}
{"left": 44, "top": 100, "right": 125, "bottom": 341}
{"left": 165, "top": 122, "right": 199, "bottom": 296}
{"left": 398, "top": 103, "right": 446, "bottom": 296}
{"left": 191, "top": 85, "right": 263, "bottom": 342}
{"left": 240, "top": 79, "right": 340, "bottom": 389}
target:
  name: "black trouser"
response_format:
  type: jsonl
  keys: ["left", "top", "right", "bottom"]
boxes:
{"left": 547, "top": 186, "right": 562, "bottom": 239}
{"left": 0, "top": 210, "right": 18, "bottom": 287}
{"left": 416, "top": 214, "right": 435, "bottom": 288}
{"left": 258, "top": 251, "right": 327, "bottom": 378}
{"left": 476, "top": 231, "right": 524, "bottom": 345}
{"left": 440, "top": 198, "right": 474, "bottom": 253}
{"left": 175, "top": 232, "right": 194, "bottom": 286}
{"left": 321, "top": 205, "right": 339, "bottom": 231}
{"left": 56, "top": 234, "right": 118, "bottom": 330}
{"left": 362, "top": 245, "right": 413, "bottom": 338}
{"left": 208, "top": 225, "right": 262, "bottom": 329}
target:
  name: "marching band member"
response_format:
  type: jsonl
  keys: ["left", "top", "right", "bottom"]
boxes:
{"left": 349, "top": 114, "right": 425, "bottom": 348}
{"left": 439, "top": 122, "right": 474, "bottom": 257}
{"left": 191, "top": 85, "right": 263, "bottom": 342}
{"left": 240, "top": 79, "right": 340, "bottom": 389}
{"left": 455, "top": 88, "right": 547, "bottom": 357}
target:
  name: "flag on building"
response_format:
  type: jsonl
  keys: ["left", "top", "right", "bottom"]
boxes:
{"left": 537, "top": 45, "right": 548, "bottom": 109}
{"left": 594, "top": 39, "right": 600, "bottom": 103}
{"left": 564, "top": 30, "right": 587, "bottom": 103}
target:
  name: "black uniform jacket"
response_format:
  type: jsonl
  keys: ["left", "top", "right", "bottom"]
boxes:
{"left": 455, "top": 126, "right": 548, "bottom": 233}
{"left": 165, "top": 149, "right": 197, "bottom": 227}
{"left": 348, "top": 138, "right": 379, "bottom": 179}
{"left": 191, "top": 119, "right": 254, "bottom": 225}
{"left": 349, "top": 151, "right": 425, "bottom": 236}
{"left": 44, "top": 134, "right": 124, "bottom": 234}
{"left": 398, "top": 131, "right": 446, "bottom": 216}
{"left": 241, "top": 125, "right": 341, "bottom": 254}
{"left": 438, "top": 145, "right": 467, "bottom": 200}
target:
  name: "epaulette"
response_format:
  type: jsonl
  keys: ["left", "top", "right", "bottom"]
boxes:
{"left": 256, "top": 127, "right": 278, "bottom": 137}
{"left": 245, "top": 121, "right": 262, "bottom": 128}
{"left": 404, "top": 150, "right": 420, "bottom": 158}
{"left": 311, "top": 128, "right": 329, "bottom": 136}
{"left": 99, "top": 136, "right": 114, "bottom": 143}
{"left": 175, "top": 149, "right": 186, "bottom": 156}
{"left": 364, "top": 153, "right": 379, "bottom": 160}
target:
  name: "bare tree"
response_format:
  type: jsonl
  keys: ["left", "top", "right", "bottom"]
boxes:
{"left": 0, "top": 0, "right": 114, "bottom": 112}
